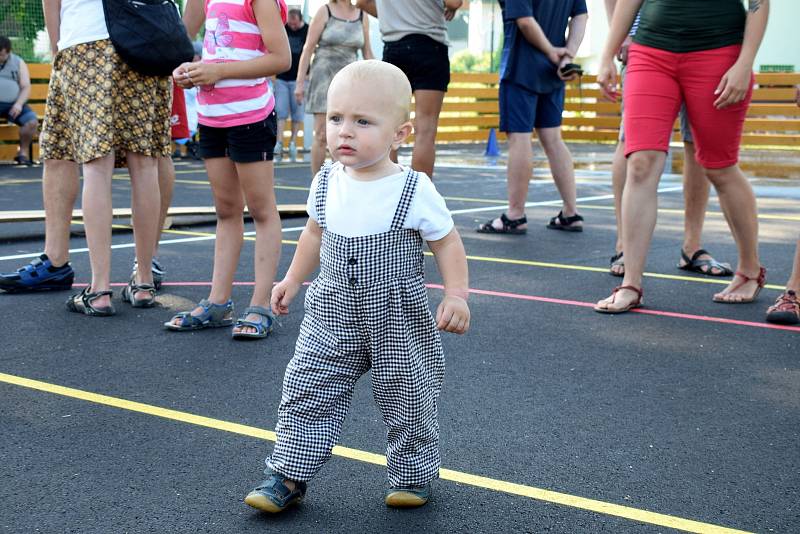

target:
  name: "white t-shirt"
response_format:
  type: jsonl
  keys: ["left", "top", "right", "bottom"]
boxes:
{"left": 58, "top": 0, "right": 109, "bottom": 51}
{"left": 306, "top": 163, "right": 454, "bottom": 241}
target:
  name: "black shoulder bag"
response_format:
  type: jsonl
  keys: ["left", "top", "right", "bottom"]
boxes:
{"left": 102, "top": 0, "right": 195, "bottom": 77}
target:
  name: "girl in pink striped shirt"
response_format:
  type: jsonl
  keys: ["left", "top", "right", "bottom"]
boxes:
{"left": 166, "top": 0, "right": 291, "bottom": 339}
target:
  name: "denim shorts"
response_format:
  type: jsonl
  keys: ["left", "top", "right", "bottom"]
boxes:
{"left": 198, "top": 111, "right": 277, "bottom": 163}
{"left": 0, "top": 102, "right": 37, "bottom": 126}
{"left": 499, "top": 82, "right": 564, "bottom": 132}
{"left": 274, "top": 79, "right": 305, "bottom": 122}
{"left": 382, "top": 34, "right": 450, "bottom": 92}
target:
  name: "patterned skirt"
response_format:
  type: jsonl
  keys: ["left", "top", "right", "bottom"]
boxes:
{"left": 40, "top": 39, "right": 171, "bottom": 165}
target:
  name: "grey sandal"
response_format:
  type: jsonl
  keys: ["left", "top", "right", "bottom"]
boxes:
{"left": 232, "top": 305, "right": 274, "bottom": 340}
{"left": 164, "top": 299, "right": 234, "bottom": 331}
{"left": 121, "top": 279, "right": 156, "bottom": 308}
{"left": 66, "top": 287, "right": 116, "bottom": 316}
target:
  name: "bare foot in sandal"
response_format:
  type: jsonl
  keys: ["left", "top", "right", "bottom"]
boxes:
{"left": 476, "top": 213, "right": 528, "bottom": 234}
{"left": 594, "top": 285, "right": 643, "bottom": 314}
{"left": 713, "top": 267, "right": 766, "bottom": 303}
{"left": 609, "top": 251, "right": 624, "bottom": 277}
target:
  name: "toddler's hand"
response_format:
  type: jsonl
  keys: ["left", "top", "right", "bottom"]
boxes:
{"left": 271, "top": 278, "right": 302, "bottom": 316}
{"left": 435, "top": 295, "right": 470, "bottom": 334}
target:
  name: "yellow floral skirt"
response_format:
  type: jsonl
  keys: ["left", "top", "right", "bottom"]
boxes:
{"left": 40, "top": 39, "right": 171, "bottom": 165}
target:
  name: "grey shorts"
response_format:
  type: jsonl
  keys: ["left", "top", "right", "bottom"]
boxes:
{"left": 274, "top": 79, "right": 305, "bottom": 123}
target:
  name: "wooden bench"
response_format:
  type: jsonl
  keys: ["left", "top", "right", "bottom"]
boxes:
{"left": 433, "top": 72, "right": 800, "bottom": 148}
{"left": 0, "top": 63, "right": 49, "bottom": 162}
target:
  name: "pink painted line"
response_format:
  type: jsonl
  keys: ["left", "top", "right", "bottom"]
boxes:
{"left": 426, "top": 283, "right": 800, "bottom": 333}
{"left": 76, "top": 281, "right": 800, "bottom": 332}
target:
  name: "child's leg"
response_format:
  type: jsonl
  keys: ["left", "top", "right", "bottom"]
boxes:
{"left": 169, "top": 157, "right": 243, "bottom": 323}
{"left": 370, "top": 309, "right": 445, "bottom": 487}
{"left": 232, "top": 160, "right": 281, "bottom": 335}
{"left": 267, "top": 313, "right": 369, "bottom": 481}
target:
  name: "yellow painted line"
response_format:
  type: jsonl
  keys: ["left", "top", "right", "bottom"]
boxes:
{"left": 577, "top": 204, "right": 800, "bottom": 222}
{"left": 0, "top": 371, "right": 752, "bottom": 534}
{"left": 0, "top": 178, "right": 43, "bottom": 185}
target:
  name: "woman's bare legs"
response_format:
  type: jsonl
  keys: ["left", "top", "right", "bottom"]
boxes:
{"left": 596, "top": 150, "right": 665, "bottom": 311}
{"left": 81, "top": 154, "right": 115, "bottom": 308}
{"left": 128, "top": 152, "right": 160, "bottom": 298}
{"left": 704, "top": 164, "right": 762, "bottom": 302}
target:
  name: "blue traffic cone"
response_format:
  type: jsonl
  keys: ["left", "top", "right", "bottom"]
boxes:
{"left": 484, "top": 127, "right": 500, "bottom": 157}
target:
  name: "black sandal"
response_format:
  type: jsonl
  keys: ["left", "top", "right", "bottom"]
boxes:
{"left": 476, "top": 213, "right": 527, "bottom": 235}
{"left": 609, "top": 251, "right": 624, "bottom": 277}
{"left": 678, "top": 248, "right": 733, "bottom": 277}
{"left": 66, "top": 287, "right": 115, "bottom": 316}
{"left": 121, "top": 279, "right": 157, "bottom": 308}
{"left": 547, "top": 211, "right": 584, "bottom": 232}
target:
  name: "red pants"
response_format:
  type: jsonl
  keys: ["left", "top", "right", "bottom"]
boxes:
{"left": 623, "top": 43, "right": 753, "bottom": 169}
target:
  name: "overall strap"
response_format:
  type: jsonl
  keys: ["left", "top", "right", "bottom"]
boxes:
{"left": 315, "top": 163, "right": 334, "bottom": 229}
{"left": 389, "top": 169, "right": 419, "bottom": 231}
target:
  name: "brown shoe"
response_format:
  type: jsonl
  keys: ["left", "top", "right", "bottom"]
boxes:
{"left": 766, "top": 290, "right": 800, "bottom": 325}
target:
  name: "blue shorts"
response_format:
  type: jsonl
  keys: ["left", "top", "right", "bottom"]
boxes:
{"left": 274, "top": 79, "right": 305, "bottom": 123}
{"left": 499, "top": 82, "right": 564, "bottom": 133}
{"left": 0, "top": 102, "right": 37, "bottom": 126}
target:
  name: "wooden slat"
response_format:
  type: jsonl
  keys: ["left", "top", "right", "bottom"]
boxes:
{"left": 0, "top": 205, "right": 308, "bottom": 224}
{"left": 562, "top": 130, "right": 620, "bottom": 142}
{"left": 742, "top": 119, "right": 800, "bottom": 132}
{"left": 27, "top": 63, "right": 52, "bottom": 79}
{"left": 29, "top": 85, "right": 50, "bottom": 100}
{"left": 437, "top": 116, "right": 499, "bottom": 128}
{"left": 440, "top": 101, "right": 499, "bottom": 113}
{"left": 0, "top": 144, "right": 38, "bottom": 160}
{"left": 0, "top": 126, "right": 24, "bottom": 141}
{"left": 562, "top": 87, "right": 798, "bottom": 101}
{"left": 755, "top": 73, "right": 800, "bottom": 85}
{"left": 739, "top": 134, "right": 800, "bottom": 146}
{"left": 562, "top": 116, "right": 621, "bottom": 129}
{"left": 445, "top": 87, "right": 503, "bottom": 100}
{"left": 450, "top": 72, "right": 499, "bottom": 85}
{"left": 747, "top": 104, "right": 800, "bottom": 116}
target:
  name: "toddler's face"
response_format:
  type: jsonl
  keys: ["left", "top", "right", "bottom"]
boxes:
{"left": 326, "top": 80, "right": 407, "bottom": 178}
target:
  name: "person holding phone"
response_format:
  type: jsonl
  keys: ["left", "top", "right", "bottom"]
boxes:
{"left": 478, "top": 0, "right": 588, "bottom": 235}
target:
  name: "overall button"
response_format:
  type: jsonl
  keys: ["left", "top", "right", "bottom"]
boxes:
{"left": 348, "top": 277, "right": 357, "bottom": 285}
{"left": 348, "top": 258, "right": 357, "bottom": 265}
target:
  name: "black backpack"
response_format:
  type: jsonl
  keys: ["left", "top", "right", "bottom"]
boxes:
{"left": 102, "top": 0, "right": 195, "bottom": 77}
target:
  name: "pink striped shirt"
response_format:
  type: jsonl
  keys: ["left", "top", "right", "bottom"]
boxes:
{"left": 198, "top": 0, "right": 288, "bottom": 128}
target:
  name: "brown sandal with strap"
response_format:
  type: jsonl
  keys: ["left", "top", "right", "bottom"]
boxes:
{"left": 594, "top": 285, "right": 643, "bottom": 314}
{"left": 712, "top": 266, "right": 766, "bottom": 303}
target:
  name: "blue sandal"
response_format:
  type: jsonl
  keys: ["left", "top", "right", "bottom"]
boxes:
{"left": 231, "top": 305, "right": 274, "bottom": 340}
{"left": 244, "top": 472, "right": 306, "bottom": 513}
{"left": 164, "top": 299, "right": 234, "bottom": 331}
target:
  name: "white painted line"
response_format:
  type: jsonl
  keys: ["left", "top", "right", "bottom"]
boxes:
{"left": 0, "top": 184, "right": 684, "bottom": 262}
{"left": 0, "top": 226, "right": 308, "bottom": 262}
{"left": 450, "top": 185, "right": 684, "bottom": 216}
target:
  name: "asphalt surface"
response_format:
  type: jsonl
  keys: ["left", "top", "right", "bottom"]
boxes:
{"left": 1, "top": 148, "right": 798, "bottom": 534}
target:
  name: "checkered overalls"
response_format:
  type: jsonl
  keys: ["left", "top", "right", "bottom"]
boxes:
{"left": 267, "top": 165, "right": 445, "bottom": 487}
